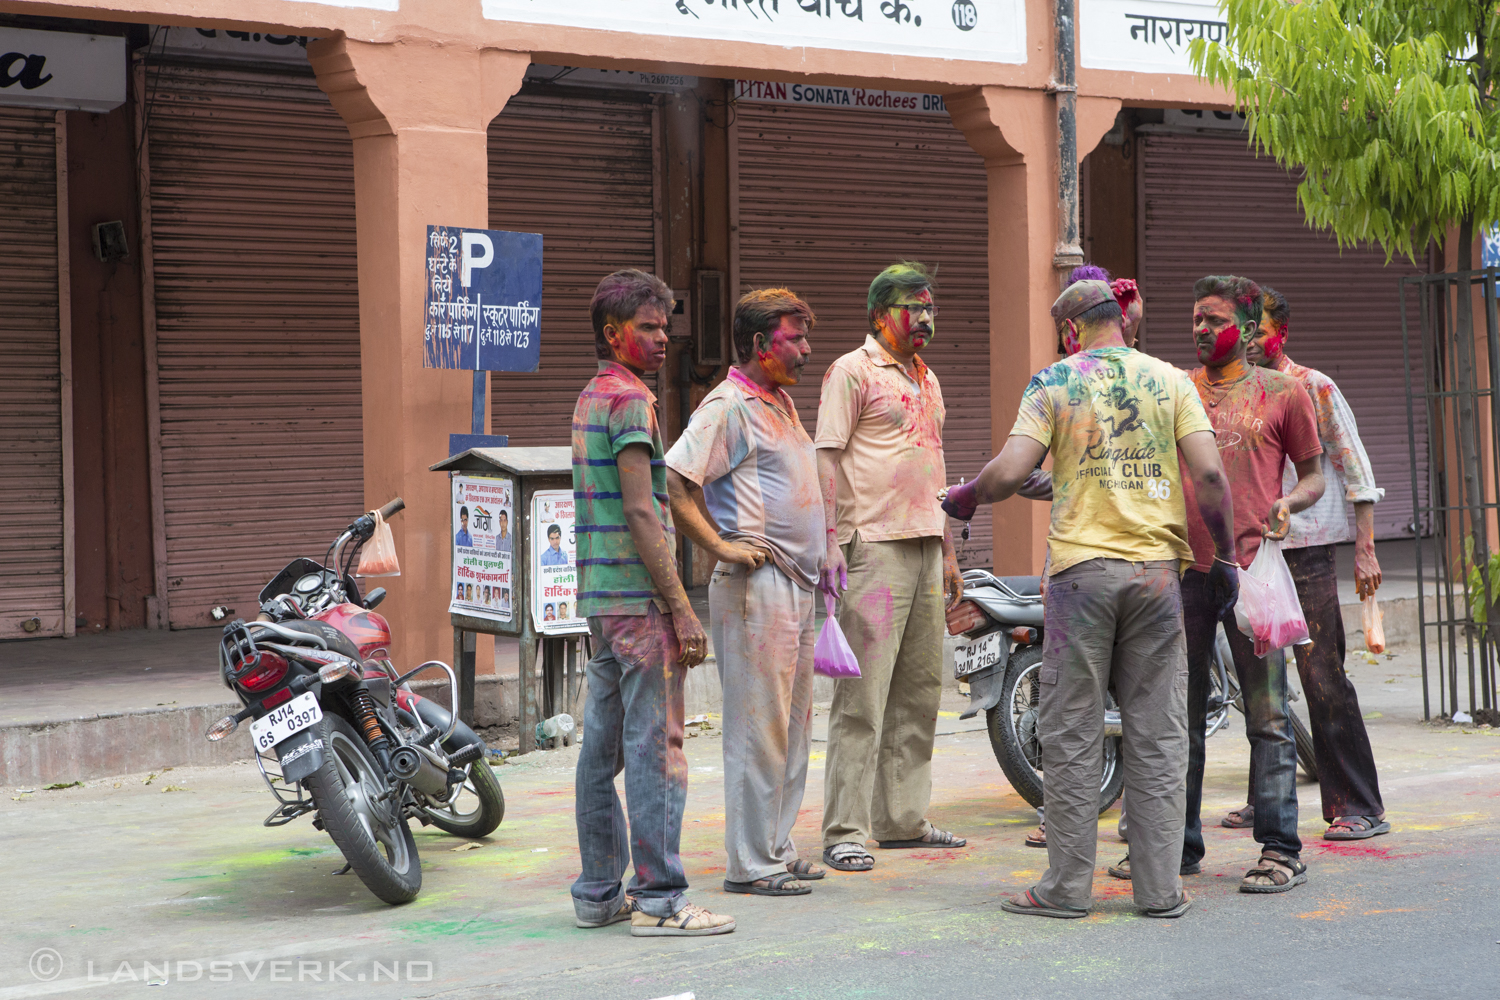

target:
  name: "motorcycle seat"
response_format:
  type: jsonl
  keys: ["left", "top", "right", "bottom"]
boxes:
{"left": 996, "top": 575, "right": 1043, "bottom": 597}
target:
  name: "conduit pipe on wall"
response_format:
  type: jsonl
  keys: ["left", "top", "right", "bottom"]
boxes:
{"left": 1051, "top": 0, "right": 1084, "bottom": 280}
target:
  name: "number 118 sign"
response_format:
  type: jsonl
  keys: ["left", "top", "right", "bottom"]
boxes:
{"left": 424, "top": 225, "right": 543, "bottom": 372}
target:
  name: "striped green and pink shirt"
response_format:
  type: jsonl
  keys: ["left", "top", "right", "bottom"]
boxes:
{"left": 571, "top": 361, "right": 673, "bottom": 618}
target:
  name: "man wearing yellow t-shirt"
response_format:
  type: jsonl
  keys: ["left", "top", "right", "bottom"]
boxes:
{"left": 941, "top": 280, "right": 1237, "bottom": 920}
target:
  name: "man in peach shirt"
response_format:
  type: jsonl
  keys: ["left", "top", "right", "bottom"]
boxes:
{"left": 816, "top": 261, "right": 966, "bottom": 873}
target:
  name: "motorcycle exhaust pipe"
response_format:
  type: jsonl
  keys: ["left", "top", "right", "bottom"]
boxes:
{"left": 390, "top": 745, "right": 450, "bottom": 796}
{"left": 1104, "top": 709, "right": 1123, "bottom": 739}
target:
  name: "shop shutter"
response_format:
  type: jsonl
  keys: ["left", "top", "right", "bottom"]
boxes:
{"left": 488, "top": 94, "right": 658, "bottom": 441}
{"left": 146, "top": 64, "right": 361, "bottom": 628}
{"left": 734, "top": 103, "right": 994, "bottom": 567}
{"left": 0, "top": 110, "right": 64, "bottom": 637}
{"left": 1137, "top": 131, "right": 1426, "bottom": 540}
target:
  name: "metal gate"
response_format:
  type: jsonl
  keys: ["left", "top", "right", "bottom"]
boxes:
{"left": 144, "top": 62, "right": 361, "bottom": 628}
{"left": 1403, "top": 268, "right": 1500, "bottom": 721}
{"left": 0, "top": 109, "right": 67, "bottom": 639}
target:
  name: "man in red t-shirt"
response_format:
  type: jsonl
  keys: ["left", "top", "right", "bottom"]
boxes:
{"left": 1112, "top": 275, "right": 1325, "bottom": 895}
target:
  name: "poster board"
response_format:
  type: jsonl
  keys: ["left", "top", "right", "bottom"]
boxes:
{"left": 530, "top": 489, "right": 588, "bottom": 635}
{"left": 448, "top": 475, "right": 515, "bottom": 624}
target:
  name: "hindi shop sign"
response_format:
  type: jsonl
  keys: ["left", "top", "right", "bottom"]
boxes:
{"left": 424, "top": 226, "right": 543, "bottom": 372}
{"left": 735, "top": 79, "right": 949, "bottom": 115}
{"left": 482, "top": 0, "right": 1026, "bottom": 65}
{"left": 449, "top": 476, "right": 516, "bottom": 626}
{"left": 0, "top": 28, "right": 125, "bottom": 113}
{"left": 1079, "top": 0, "right": 1226, "bottom": 75}
{"left": 530, "top": 490, "right": 588, "bottom": 636}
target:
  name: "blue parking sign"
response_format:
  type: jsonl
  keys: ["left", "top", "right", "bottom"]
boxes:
{"left": 424, "top": 226, "right": 543, "bottom": 372}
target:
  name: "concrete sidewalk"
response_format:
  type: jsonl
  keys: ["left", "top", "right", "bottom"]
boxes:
{"left": 0, "top": 538, "right": 1448, "bottom": 786}
{"left": 1, "top": 640, "right": 1495, "bottom": 1000}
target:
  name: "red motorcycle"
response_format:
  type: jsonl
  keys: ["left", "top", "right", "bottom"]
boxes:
{"left": 205, "top": 499, "right": 506, "bottom": 904}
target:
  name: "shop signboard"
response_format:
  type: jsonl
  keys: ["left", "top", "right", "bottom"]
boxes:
{"left": 0, "top": 27, "right": 125, "bottom": 113}
{"left": 530, "top": 490, "right": 588, "bottom": 636}
{"left": 1079, "top": 0, "right": 1227, "bottom": 75}
{"left": 449, "top": 476, "right": 516, "bottom": 625}
{"left": 483, "top": 0, "right": 1026, "bottom": 65}
{"left": 424, "top": 225, "right": 543, "bottom": 373}
{"left": 734, "top": 79, "right": 949, "bottom": 115}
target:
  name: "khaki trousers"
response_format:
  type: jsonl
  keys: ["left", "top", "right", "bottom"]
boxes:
{"left": 709, "top": 561, "right": 817, "bottom": 883}
{"left": 1034, "top": 558, "right": 1189, "bottom": 912}
{"left": 822, "top": 533, "right": 944, "bottom": 847}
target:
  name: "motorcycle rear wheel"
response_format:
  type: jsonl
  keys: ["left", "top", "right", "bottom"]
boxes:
{"left": 422, "top": 758, "right": 506, "bottom": 839}
{"left": 303, "top": 714, "right": 422, "bottom": 905}
{"left": 986, "top": 645, "right": 1125, "bottom": 814}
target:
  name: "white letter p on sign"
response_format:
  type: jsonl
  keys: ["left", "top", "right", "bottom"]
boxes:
{"left": 461, "top": 232, "right": 494, "bottom": 288}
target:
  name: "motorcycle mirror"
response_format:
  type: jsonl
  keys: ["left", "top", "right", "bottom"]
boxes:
{"left": 363, "top": 588, "right": 386, "bottom": 610}
{"left": 206, "top": 715, "right": 239, "bottom": 741}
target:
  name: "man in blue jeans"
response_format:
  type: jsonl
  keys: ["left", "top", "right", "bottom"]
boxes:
{"left": 569, "top": 268, "right": 735, "bottom": 937}
{"left": 1114, "top": 275, "right": 1324, "bottom": 894}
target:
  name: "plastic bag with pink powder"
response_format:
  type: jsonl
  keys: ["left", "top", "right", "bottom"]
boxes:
{"left": 1233, "top": 538, "right": 1309, "bottom": 657}
{"left": 814, "top": 593, "right": 861, "bottom": 678}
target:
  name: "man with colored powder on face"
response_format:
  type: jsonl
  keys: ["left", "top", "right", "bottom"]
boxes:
{"left": 942, "top": 279, "right": 1236, "bottom": 919}
{"left": 1134, "top": 275, "right": 1325, "bottom": 896}
{"left": 1220, "top": 285, "right": 1390, "bottom": 840}
{"left": 666, "top": 288, "right": 827, "bottom": 897}
{"left": 816, "top": 261, "right": 968, "bottom": 874}
{"left": 1018, "top": 263, "right": 1149, "bottom": 853}
{"left": 569, "top": 268, "right": 735, "bottom": 938}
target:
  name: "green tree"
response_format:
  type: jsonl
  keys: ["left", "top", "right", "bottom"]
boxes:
{"left": 1192, "top": 1, "right": 1500, "bottom": 694}
{"left": 1192, "top": 0, "right": 1500, "bottom": 262}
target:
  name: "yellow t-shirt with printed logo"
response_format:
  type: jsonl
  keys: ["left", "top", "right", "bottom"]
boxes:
{"left": 1010, "top": 347, "right": 1212, "bottom": 575}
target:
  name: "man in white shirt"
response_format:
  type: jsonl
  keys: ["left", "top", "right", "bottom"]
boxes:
{"left": 1235, "top": 285, "right": 1389, "bottom": 841}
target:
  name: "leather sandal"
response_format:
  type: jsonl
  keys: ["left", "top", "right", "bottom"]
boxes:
{"left": 1000, "top": 888, "right": 1088, "bottom": 919}
{"left": 787, "top": 858, "right": 826, "bottom": 880}
{"left": 723, "top": 872, "right": 810, "bottom": 896}
{"left": 1140, "top": 892, "right": 1193, "bottom": 919}
{"left": 823, "top": 842, "right": 874, "bottom": 872}
{"left": 1025, "top": 823, "right": 1046, "bottom": 849}
{"left": 1239, "top": 851, "right": 1307, "bottom": 894}
{"left": 1221, "top": 804, "right": 1255, "bottom": 829}
{"left": 1324, "top": 815, "right": 1390, "bottom": 840}
{"left": 878, "top": 826, "right": 967, "bottom": 849}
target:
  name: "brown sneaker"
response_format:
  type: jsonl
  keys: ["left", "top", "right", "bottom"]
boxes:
{"left": 575, "top": 894, "right": 638, "bottom": 928}
{"left": 630, "top": 902, "right": 736, "bottom": 937}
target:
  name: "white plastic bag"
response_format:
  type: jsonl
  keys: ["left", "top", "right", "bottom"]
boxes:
{"left": 1362, "top": 595, "right": 1386, "bottom": 654}
{"left": 1233, "top": 537, "right": 1308, "bottom": 657}
{"left": 356, "top": 510, "right": 401, "bottom": 577}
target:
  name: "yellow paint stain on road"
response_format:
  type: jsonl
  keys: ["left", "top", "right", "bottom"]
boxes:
{"left": 1297, "top": 899, "right": 1351, "bottom": 921}
{"left": 1362, "top": 908, "right": 1425, "bottom": 915}
{"left": 1010, "top": 870, "right": 1038, "bottom": 878}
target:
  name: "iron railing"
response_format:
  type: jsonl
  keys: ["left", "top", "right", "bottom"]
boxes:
{"left": 1401, "top": 267, "right": 1500, "bottom": 721}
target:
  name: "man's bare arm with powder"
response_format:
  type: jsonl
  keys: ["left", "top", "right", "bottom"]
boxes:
{"left": 618, "top": 443, "right": 707, "bottom": 667}
{"left": 817, "top": 448, "right": 847, "bottom": 596}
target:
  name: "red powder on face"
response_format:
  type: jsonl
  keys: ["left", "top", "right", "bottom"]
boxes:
{"left": 1207, "top": 325, "right": 1241, "bottom": 365}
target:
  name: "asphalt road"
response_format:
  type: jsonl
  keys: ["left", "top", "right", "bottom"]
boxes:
{"left": 3, "top": 645, "right": 1497, "bottom": 1000}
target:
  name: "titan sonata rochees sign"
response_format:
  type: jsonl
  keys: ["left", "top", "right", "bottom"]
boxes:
{"left": 483, "top": 0, "right": 1026, "bottom": 64}
{"left": 0, "top": 28, "right": 125, "bottom": 113}
{"left": 735, "top": 79, "right": 949, "bottom": 115}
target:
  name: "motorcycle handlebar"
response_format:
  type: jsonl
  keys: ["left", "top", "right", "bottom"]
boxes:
{"left": 377, "top": 497, "right": 405, "bottom": 520}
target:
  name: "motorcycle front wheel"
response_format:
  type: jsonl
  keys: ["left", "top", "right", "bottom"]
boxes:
{"left": 422, "top": 757, "right": 505, "bottom": 839}
{"left": 986, "top": 645, "right": 1125, "bottom": 814}
{"left": 303, "top": 714, "right": 422, "bottom": 905}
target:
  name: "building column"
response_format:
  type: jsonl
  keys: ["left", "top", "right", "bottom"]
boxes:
{"left": 949, "top": 87, "right": 1121, "bottom": 575}
{"left": 309, "top": 36, "right": 529, "bottom": 665}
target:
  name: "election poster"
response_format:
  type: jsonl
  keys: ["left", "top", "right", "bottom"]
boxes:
{"left": 449, "top": 476, "right": 515, "bottom": 624}
{"left": 530, "top": 490, "right": 587, "bottom": 635}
